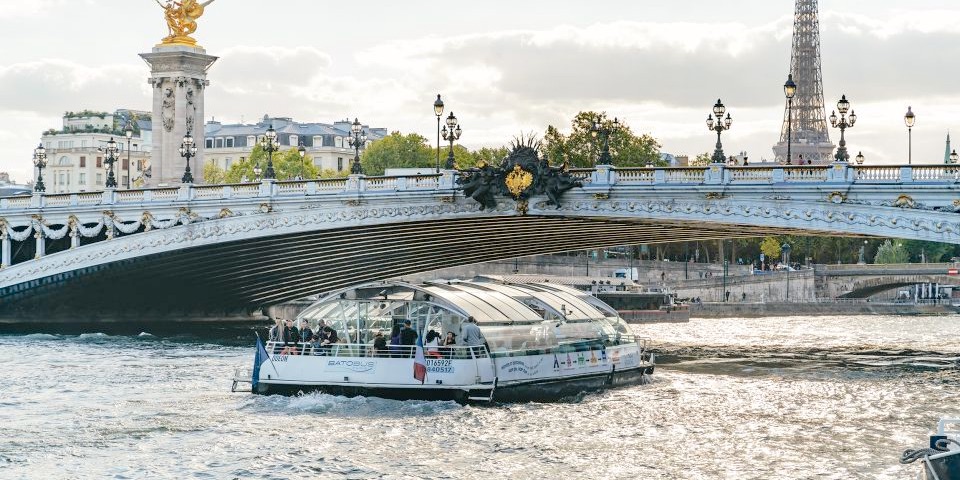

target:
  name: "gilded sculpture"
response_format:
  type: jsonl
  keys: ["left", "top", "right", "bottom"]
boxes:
{"left": 155, "top": 0, "right": 216, "bottom": 46}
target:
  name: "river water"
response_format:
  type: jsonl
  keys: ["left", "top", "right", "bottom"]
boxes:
{"left": 1, "top": 315, "right": 957, "bottom": 479}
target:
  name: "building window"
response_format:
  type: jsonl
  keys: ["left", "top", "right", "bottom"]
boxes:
{"left": 240, "top": 156, "right": 246, "bottom": 162}
{"left": 96, "top": 173, "right": 103, "bottom": 184}
{"left": 79, "top": 156, "right": 86, "bottom": 167}
{"left": 205, "top": 138, "right": 214, "bottom": 148}
{"left": 337, "top": 157, "right": 344, "bottom": 171}
{"left": 58, "top": 156, "right": 70, "bottom": 166}
{"left": 96, "top": 157, "right": 103, "bottom": 168}
{"left": 59, "top": 173, "right": 65, "bottom": 184}
{"left": 122, "top": 158, "right": 129, "bottom": 170}
{"left": 81, "top": 140, "right": 89, "bottom": 148}
{"left": 289, "top": 135, "right": 298, "bottom": 147}
{"left": 313, "top": 136, "right": 323, "bottom": 147}
{"left": 215, "top": 138, "right": 224, "bottom": 148}
{"left": 79, "top": 173, "right": 86, "bottom": 185}
{"left": 122, "top": 175, "right": 128, "bottom": 186}
{"left": 225, "top": 137, "right": 234, "bottom": 148}
{"left": 246, "top": 136, "right": 255, "bottom": 147}
{"left": 225, "top": 157, "right": 232, "bottom": 168}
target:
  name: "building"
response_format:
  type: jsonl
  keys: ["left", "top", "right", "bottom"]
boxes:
{"left": 38, "top": 110, "right": 152, "bottom": 193}
{"left": 203, "top": 115, "right": 388, "bottom": 175}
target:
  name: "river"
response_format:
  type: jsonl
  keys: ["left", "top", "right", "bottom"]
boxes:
{"left": 1, "top": 315, "right": 957, "bottom": 479}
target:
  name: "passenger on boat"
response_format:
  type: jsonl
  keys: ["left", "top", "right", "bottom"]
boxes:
{"left": 440, "top": 332, "right": 457, "bottom": 358}
{"left": 280, "top": 319, "right": 301, "bottom": 355}
{"left": 389, "top": 325, "right": 402, "bottom": 358}
{"left": 299, "top": 320, "right": 314, "bottom": 346}
{"left": 319, "top": 326, "right": 338, "bottom": 355}
{"left": 400, "top": 320, "right": 418, "bottom": 346}
{"left": 460, "top": 316, "right": 484, "bottom": 346}
{"left": 308, "top": 334, "right": 322, "bottom": 354}
{"left": 424, "top": 330, "right": 442, "bottom": 358}
{"left": 268, "top": 319, "right": 281, "bottom": 342}
{"left": 372, "top": 330, "right": 388, "bottom": 357}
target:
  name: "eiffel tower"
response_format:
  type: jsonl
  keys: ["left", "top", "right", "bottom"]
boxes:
{"left": 773, "top": 0, "right": 835, "bottom": 164}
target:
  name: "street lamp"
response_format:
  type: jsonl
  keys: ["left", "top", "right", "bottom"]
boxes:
{"left": 178, "top": 132, "right": 197, "bottom": 183}
{"left": 855, "top": 151, "right": 865, "bottom": 165}
{"left": 950, "top": 149, "right": 959, "bottom": 164}
{"left": 101, "top": 137, "right": 119, "bottom": 188}
{"left": 783, "top": 74, "right": 797, "bottom": 165}
{"left": 259, "top": 124, "right": 278, "bottom": 180}
{"left": 706, "top": 99, "right": 733, "bottom": 164}
{"left": 782, "top": 243, "right": 792, "bottom": 301}
{"left": 297, "top": 141, "right": 306, "bottom": 180}
{"left": 904, "top": 106, "right": 916, "bottom": 165}
{"left": 442, "top": 112, "right": 462, "bottom": 169}
{"left": 32, "top": 143, "right": 47, "bottom": 193}
{"left": 348, "top": 117, "right": 367, "bottom": 175}
{"left": 434, "top": 94, "right": 444, "bottom": 173}
{"left": 124, "top": 122, "right": 134, "bottom": 189}
{"left": 829, "top": 95, "right": 856, "bottom": 162}
{"left": 590, "top": 116, "right": 620, "bottom": 166}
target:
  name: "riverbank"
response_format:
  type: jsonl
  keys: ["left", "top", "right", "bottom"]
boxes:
{"left": 691, "top": 301, "right": 958, "bottom": 318}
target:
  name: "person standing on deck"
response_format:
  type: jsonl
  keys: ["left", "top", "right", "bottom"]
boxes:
{"left": 460, "top": 316, "right": 486, "bottom": 351}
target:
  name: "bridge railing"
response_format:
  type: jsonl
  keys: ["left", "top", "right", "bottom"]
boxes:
{"left": 3, "top": 163, "right": 960, "bottom": 210}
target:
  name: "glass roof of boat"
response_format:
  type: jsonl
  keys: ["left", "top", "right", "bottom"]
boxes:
{"left": 311, "top": 278, "right": 613, "bottom": 324}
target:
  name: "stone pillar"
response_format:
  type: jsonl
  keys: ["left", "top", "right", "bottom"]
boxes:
{"left": 34, "top": 229, "right": 45, "bottom": 259}
{"left": 140, "top": 46, "right": 217, "bottom": 187}
{"left": 1, "top": 232, "right": 9, "bottom": 267}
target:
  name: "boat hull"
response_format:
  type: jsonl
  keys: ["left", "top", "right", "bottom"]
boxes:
{"left": 254, "top": 364, "right": 654, "bottom": 403}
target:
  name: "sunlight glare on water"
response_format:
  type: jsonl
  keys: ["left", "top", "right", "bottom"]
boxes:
{"left": 0, "top": 315, "right": 957, "bottom": 479}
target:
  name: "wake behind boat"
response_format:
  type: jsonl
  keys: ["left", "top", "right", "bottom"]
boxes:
{"left": 235, "top": 278, "right": 655, "bottom": 402}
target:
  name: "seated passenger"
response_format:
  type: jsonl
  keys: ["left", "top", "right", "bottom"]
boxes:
{"left": 308, "top": 334, "right": 322, "bottom": 355}
{"left": 320, "top": 326, "right": 338, "bottom": 354}
{"left": 372, "top": 330, "right": 388, "bottom": 357}
{"left": 442, "top": 331, "right": 456, "bottom": 358}
{"left": 299, "top": 320, "right": 314, "bottom": 347}
{"left": 424, "top": 330, "right": 442, "bottom": 358}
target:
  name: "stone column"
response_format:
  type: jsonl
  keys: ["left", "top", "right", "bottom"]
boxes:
{"left": 140, "top": 45, "right": 217, "bottom": 187}
{"left": 1, "top": 232, "right": 9, "bottom": 268}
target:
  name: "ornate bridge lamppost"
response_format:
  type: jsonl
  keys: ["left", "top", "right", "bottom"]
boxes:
{"left": 434, "top": 94, "right": 444, "bottom": 173}
{"left": 783, "top": 74, "right": 797, "bottom": 164}
{"left": 297, "top": 141, "right": 306, "bottom": 180}
{"left": 590, "top": 116, "right": 619, "bottom": 166}
{"left": 951, "top": 149, "right": 959, "bottom": 165}
{"left": 124, "top": 122, "right": 134, "bottom": 189}
{"left": 348, "top": 118, "right": 367, "bottom": 175}
{"left": 904, "top": 106, "right": 916, "bottom": 165}
{"left": 829, "top": 95, "right": 856, "bottom": 162}
{"left": 32, "top": 143, "right": 47, "bottom": 193}
{"left": 178, "top": 132, "right": 197, "bottom": 183}
{"left": 442, "top": 112, "right": 461, "bottom": 169}
{"left": 855, "top": 151, "right": 865, "bottom": 165}
{"left": 706, "top": 99, "right": 732, "bottom": 164}
{"left": 101, "top": 137, "right": 119, "bottom": 188}
{"left": 259, "top": 124, "right": 278, "bottom": 180}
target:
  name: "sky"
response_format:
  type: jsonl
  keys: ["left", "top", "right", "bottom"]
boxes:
{"left": 3, "top": 0, "right": 960, "bottom": 182}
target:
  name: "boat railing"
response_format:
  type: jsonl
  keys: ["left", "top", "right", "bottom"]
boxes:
{"left": 265, "top": 341, "right": 489, "bottom": 359}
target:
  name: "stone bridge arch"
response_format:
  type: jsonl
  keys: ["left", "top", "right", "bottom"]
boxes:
{"left": 838, "top": 275, "right": 958, "bottom": 298}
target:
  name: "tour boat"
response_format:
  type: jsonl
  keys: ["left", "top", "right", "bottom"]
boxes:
{"left": 237, "top": 279, "right": 655, "bottom": 402}
{"left": 900, "top": 418, "right": 960, "bottom": 479}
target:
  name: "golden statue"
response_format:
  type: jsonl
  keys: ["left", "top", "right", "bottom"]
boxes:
{"left": 155, "top": 0, "right": 216, "bottom": 46}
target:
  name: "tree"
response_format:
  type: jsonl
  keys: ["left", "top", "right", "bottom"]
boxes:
{"left": 202, "top": 160, "right": 226, "bottom": 184}
{"left": 541, "top": 111, "right": 662, "bottom": 168}
{"left": 224, "top": 145, "right": 319, "bottom": 182}
{"left": 360, "top": 132, "right": 434, "bottom": 176}
{"left": 874, "top": 240, "right": 910, "bottom": 264}
{"left": 759, "top": 237, "right": 782, "bottom": 262}
{"left": 690, "top": 152, "right": 711, "bottom": 166}
{"left": 470, "top": 146, "right": 510, "bottom": 167}
{"left": 901, "top": 239, "right": 954, "bottom": 263}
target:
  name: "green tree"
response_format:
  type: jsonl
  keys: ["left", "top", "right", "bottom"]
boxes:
{"left": 690, "top": 152, "right": 711, "bottom": 166}
{"left": 759, "top": 237, "right": 782, "bottom": 262}
{"left": 202, "top": 160, "right": 226, "bottom": 184}
{"left": 470, "top": 146, "right": 510, "bottom": 167}
{"left": 901, "top": 239, "right": 954, "bottom": 263}
{"left": 224, "top": 145, "right": 319, "bottom": 182}
{"left": 360, "top": 132, "right": 434, "bottom": 176}
{"left": 874, "top": 240, "right": 910, "bottom": 264}
{"left": 541, "top": 111, "right": 662, "bottom": 168}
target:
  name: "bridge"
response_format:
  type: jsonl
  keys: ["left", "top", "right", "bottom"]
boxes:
{"left": 813, "top": 263, "right": 960, "bottom": 298}
{"left": 2, "top": 162, "right": 960, "bottom": 318}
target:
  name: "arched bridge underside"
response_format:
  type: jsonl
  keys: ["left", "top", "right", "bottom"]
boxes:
{"left": 4, "top": 165, "right": 960, "bottom": 317}
{"left": 2, "top": 215, "right": 815, "bottom": 317}
{"left": 839, "top": 275, "right": 959, "bottom": 298}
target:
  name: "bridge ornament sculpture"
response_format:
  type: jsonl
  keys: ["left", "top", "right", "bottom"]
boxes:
{"left": 458, "top": 140, "right": 581, "bottom": 213}
{"left": 3, "top": 161, "right": 960, "bottom": 314}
